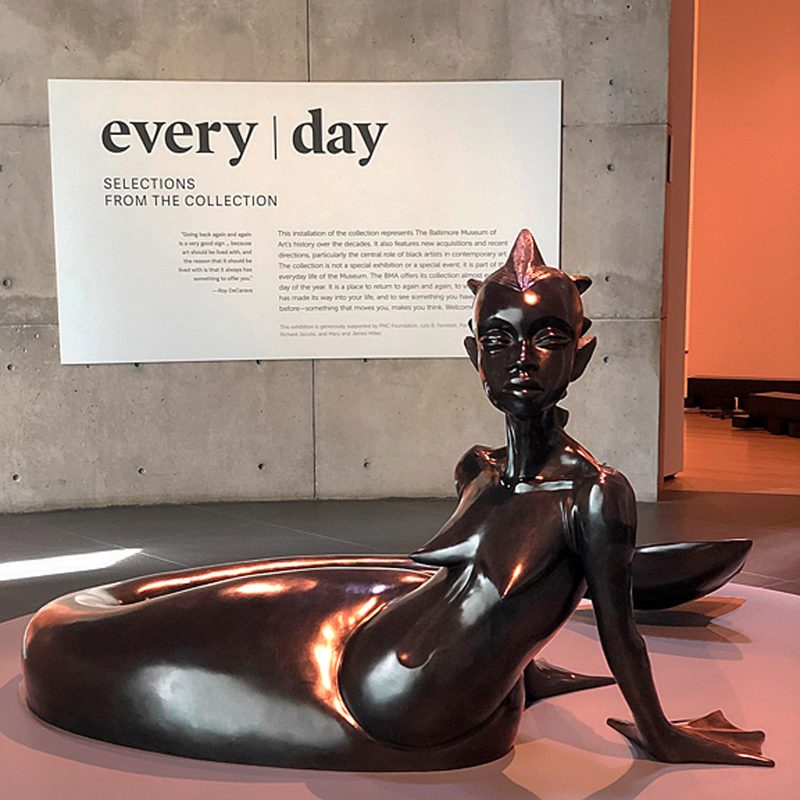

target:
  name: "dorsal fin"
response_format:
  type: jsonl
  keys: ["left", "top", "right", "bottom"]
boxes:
{"left": 509, "top": 228, "right": 546, "bottom": 289}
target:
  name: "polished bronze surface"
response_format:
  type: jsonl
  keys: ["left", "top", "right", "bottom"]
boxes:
{"left": 22, "top": 229, "right": 772, "bottom": 770}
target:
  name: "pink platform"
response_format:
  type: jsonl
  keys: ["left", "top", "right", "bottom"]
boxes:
{"left": 1, "top": 584, "right": 797, "bottom": 799}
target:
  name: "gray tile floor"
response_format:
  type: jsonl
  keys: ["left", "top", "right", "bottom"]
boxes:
{"left": 1, "top": 491, "right": 798, "bottom": 623}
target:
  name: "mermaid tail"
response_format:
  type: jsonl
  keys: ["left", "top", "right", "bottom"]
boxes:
{"left": 622, "top": 539, "right": 752, "bottom": 610}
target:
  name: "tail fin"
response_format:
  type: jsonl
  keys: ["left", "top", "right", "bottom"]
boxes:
{"left": 630, "top": 539, "right": 752, "bottom": 610}
{"left": 584, "top": 539, "right": 752, "bottom": 610}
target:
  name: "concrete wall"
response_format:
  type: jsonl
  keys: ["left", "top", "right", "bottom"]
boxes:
{"left": 0, "top": 0, "right": 669, "bottom": 511}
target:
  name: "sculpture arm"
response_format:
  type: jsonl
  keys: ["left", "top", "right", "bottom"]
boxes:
{"left": 578, "top": 472, "right": 671, "bottom": 742}
{"left": 578, "top": 471, "right": 773, "bottom": 766}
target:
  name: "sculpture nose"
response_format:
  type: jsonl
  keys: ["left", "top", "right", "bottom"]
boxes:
{"left": 518, "top": 338, "right": 539, "bottom": 369}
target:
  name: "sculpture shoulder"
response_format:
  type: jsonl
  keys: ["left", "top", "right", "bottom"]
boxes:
{"left": 454, "top": 445, "right": 505, "bottom": 496}
{"left": 574, "top": 466, "right": 637, "bottom": 546}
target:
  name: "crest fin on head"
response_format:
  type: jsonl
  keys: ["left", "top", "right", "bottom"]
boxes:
{"left": 467, "top": 228, "right": 593, "bottom": 299}
{"left": 509, "top": 228, "right": 546, "bottom": 289}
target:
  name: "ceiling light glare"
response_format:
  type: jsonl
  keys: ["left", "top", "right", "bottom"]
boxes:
{"left": 0, "top": 548, "right": 142, "bottom": 582}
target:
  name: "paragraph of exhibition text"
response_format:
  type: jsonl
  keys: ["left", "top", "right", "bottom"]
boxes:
{"left": 276, "top": 227, "right": 509, "bottom": 335}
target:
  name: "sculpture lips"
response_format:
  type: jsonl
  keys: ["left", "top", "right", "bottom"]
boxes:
{"left": 508, "top": 374, "right": 542, "bottom": 395}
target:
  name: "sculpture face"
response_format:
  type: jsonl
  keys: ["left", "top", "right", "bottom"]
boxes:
{"left": 474, "top": 274, "right": 583, "bottom": 418}
{"left": 464, "top": 228, "right": 595, "bottom": 421}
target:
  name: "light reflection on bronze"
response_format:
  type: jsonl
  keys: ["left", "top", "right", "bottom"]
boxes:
{"left": 502, "top": 562, "right": 524, "bottom": 597}
{"left": 135, "top": 555, "right": 420, "bottom": 596}
{"left": 22, "top": 229, "right": 770, "bottom": 770}
{"left": 224, "top": 577, "right": 319, "bottom": 596}
{"left": 311, "top": 596, "right": 383, "bottom": 729}
{"left": 398, "top": 573, "right": 427, "bottom": 584}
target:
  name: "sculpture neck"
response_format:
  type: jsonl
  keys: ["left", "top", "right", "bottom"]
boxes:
{"left": 503, "top": 407, "right": 560, "bottom": 485}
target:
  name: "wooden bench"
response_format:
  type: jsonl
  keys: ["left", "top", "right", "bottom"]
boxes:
{"left": 732, "top": 392, "right": 800, "bottom": 436}
{"left": 686, "top": 377, "right": 800, "bottom": 411}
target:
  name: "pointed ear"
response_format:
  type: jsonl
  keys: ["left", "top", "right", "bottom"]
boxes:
{"left": 571, "top": 336, "right": 596, "bottom": 381}
{"left": 570, "top": 274, "right": 592, "bottom": 294}
{"left": 467, "top": 279, "right": 481, "bottom": 296}
{"left": 464, "top": 336, "right": 479, "bottom": 370}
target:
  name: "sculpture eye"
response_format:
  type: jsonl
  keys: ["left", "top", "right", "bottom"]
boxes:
{"left": 533, "top": 328, "right": 572, "bottom": 349}
{"left": 480, "top": 329, "right": 515, "bottom": 352}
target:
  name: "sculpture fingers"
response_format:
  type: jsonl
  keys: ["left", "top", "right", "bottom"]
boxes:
{"left": 607, "top": 714, "right": 774, "bottom": 767}
{"left": 675, "top": 711, "right": 769, "bottom": 756}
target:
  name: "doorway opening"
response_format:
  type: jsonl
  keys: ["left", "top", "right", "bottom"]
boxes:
{"left": 661, "top": 0, "right": 800, "bottom": 496}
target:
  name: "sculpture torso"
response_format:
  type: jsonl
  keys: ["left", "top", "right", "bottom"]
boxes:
{"left": 416, "top": 439, "right": 602, "bottom": 576}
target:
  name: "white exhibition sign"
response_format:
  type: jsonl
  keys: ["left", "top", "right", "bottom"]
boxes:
{"left": 48, "top": 79, "right": 561, "bottom": 363}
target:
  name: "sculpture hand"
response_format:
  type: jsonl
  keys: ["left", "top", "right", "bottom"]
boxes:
{"left": 608, "top": 710, "right": 774, "bottom": 767}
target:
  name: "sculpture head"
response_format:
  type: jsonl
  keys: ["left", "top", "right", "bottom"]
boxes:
{"left": 464, "top": 229, "right": 596, "bottom": 420}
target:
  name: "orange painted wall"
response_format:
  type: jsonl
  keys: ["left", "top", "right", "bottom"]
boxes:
{"left": 686, "top": 0, "right": 800, "bottom": 379}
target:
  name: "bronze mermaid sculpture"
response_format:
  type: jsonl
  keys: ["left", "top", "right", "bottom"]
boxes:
{"left": 22, "top": 230, "right": 772, "bottom": 770}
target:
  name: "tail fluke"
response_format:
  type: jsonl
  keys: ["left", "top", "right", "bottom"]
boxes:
{"left": 630, "top": 539, "right": 752, "bottom": 610}
{"left": 584, "top": 539, "right": 752, "bottom": 610}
